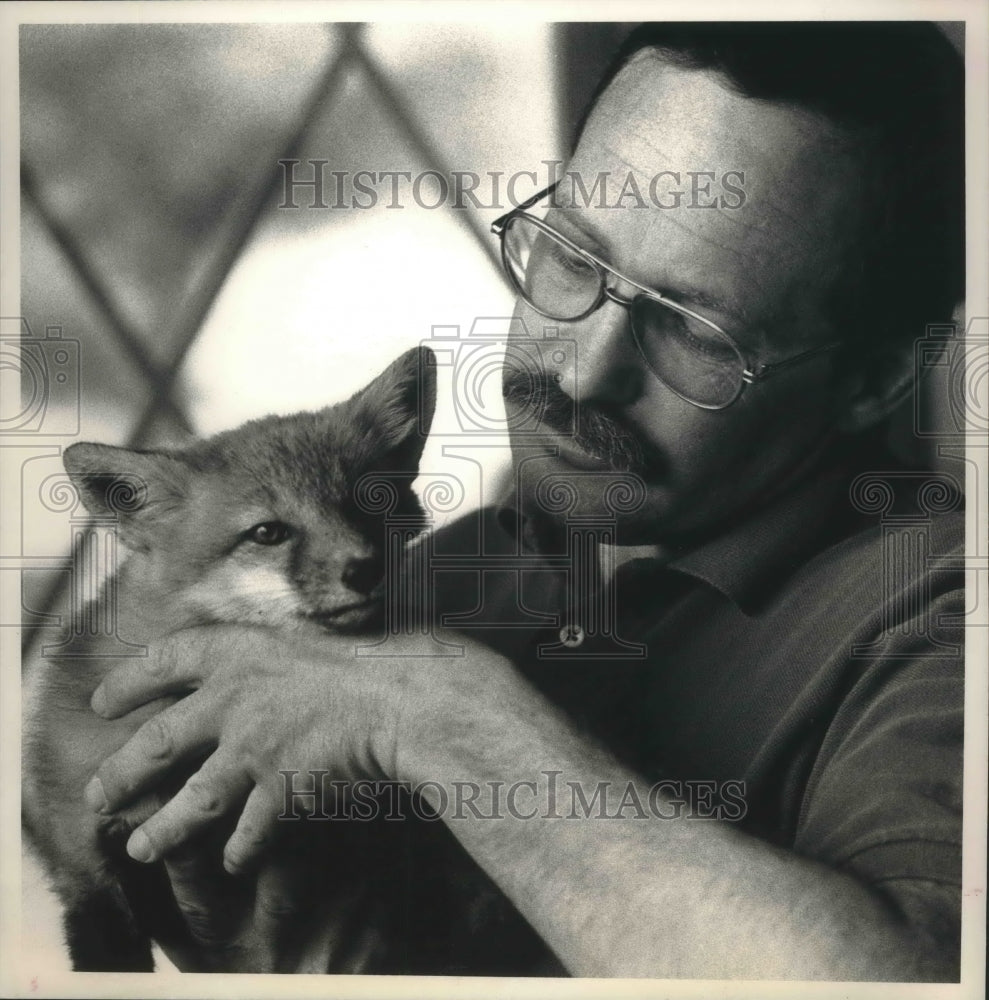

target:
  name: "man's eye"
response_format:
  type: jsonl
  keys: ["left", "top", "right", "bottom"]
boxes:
{"left": 547, "top": 240, "right": 596, "bottom": 276}
{"left": 678, "top": 319, "right": 738, "bottom": 363}
{"left": 245, "top": 521, "right": 292, "bottom": 546}
{"left": 648, "top": 309, "right": 737, "bottom": 364}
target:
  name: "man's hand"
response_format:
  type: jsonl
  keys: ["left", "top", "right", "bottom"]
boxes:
{"left": 157, "top": 831, "right": 392, "bottom": 973}
{"left": 84, "top": 624, "right": 405, "bottom": 874}
{"left": 82, "top": 618, "right": 947, "bottom": 981}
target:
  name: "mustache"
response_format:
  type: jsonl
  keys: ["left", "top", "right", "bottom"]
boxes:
{"left": 502, "top": 369, "right": 662, "bottom": 476}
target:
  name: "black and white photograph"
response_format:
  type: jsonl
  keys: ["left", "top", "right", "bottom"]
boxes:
{"left": 1, "top": 1, "right": 986, "bottom": 997}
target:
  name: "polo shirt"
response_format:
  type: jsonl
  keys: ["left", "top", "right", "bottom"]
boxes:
{"left": 423, "top": 441, "right": 965, "bottom": 965}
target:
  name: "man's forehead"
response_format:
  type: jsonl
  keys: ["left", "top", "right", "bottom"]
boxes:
{"left": 592, "top": 52, "right": 742, "bottom": 173}
{"left": 580, "top": 51, "right": 853, "bottom": 205}
{"left": 559, "top": 53, "right": 869, "bottom": 348}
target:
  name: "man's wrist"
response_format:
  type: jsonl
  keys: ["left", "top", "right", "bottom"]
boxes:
{"left": 381, "top": 635, "right": 529, "bottom": 788}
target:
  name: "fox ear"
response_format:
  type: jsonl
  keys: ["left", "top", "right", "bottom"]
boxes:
{"left": 62, "top": 443, "right": 189, "bottom": 552}
{"left": 349, "top": 345, "right": 437, "bottom": 473}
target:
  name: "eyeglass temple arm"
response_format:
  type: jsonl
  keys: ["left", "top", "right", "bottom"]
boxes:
{"left": 490, "top": 181, "right": 561, "bottom": 234}
{"left": 742, "top": 341, "right": 843, "bottom": 384}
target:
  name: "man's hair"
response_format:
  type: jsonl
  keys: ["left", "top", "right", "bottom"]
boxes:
{"left": 577, "top": 22, "right": 965, "bottom": 355}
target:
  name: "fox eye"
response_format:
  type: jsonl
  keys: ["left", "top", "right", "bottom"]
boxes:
{"left": 245, "top": 521, "right": 292, "bottom": 546}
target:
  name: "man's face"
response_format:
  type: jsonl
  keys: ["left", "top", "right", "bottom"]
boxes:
{"left": 505, "top": 53, "right": 870, "bottom": 545}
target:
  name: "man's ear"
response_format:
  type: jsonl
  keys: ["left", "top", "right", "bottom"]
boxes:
{"left": 62, "top": 442, "right": 189, "bottom": 552}
{"left": 348, "top": 345, "right": 437, "bottom": 473}
{"left": 832, "top": 341, "right": 916, "bottom": 433}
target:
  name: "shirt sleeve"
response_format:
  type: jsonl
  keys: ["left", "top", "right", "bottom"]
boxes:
{"left": 793, "top": 584, "right": 964, "bottom": 952}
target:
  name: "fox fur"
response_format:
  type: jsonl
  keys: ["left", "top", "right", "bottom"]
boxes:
{"left": 22, "top": 346, "right": 550, "bottom": 974}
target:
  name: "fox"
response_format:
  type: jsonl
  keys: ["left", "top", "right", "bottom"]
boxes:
{"left": 22, "top": 345, "right": 550, "bottom": 974}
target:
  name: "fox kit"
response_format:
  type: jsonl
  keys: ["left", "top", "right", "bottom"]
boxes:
{"left": 24, "top": 345, "right": 536, "bottom": 972}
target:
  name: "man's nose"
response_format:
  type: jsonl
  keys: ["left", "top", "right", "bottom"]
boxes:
{"left": 552, "top": 294, "right": 644, "bottom": 406}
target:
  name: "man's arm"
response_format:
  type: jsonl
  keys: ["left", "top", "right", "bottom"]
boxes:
{"left": 89, "top": 625, "right": 959, "bottom": 981}
{"left": 387, "top": 644, "right": 957, "bottom": 981}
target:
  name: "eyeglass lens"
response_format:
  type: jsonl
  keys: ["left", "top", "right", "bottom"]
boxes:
{"left": 503, "top": 215, "right": 746, "bottom": 408}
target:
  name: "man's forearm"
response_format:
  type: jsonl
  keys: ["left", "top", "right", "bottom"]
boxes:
{"left": 394, "top": 648, "right": 955, "bottom": 981}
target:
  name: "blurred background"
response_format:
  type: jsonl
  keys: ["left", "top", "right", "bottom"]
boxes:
{"left": 16, "top": 20, "right": 640, "bottom": 612}
{"left": 14, "top": 18, "right": 966, "bottom": 973}
{"left": 15, "top": 19, "right": 634, "bottom": 971}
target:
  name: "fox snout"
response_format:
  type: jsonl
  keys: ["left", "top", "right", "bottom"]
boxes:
{"left": 292, "top": 536, "right": 387, "bottom": 631}
{"left": 341, "top": 555, "right": 384, "bottom": 597}
{"left": 295, "top": 548, "right": 384, "bottom": 599}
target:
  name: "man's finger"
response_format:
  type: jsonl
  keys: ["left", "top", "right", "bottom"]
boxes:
{"left": 125, "top": 749, "right": 252, "bottom": 863}
{"left": 163, "top": 845, "right": 247, "bottom": 955}
{"left": 92, "top": 629, "right": 216, "bottom": 718}
{"left": 223, "top": 784, "right": 280, "bottom": 875}
{"left": 250, "top": 856, "right": 309, "bottom": 972}
{"left": 85, "top": 692, "right": 216, "bottom": 813}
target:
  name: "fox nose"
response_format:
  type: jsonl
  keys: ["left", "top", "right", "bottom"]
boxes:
{"left": 341, "top": 556, "right": 382, "bottom": 596}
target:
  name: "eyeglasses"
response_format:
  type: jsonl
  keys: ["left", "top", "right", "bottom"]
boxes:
{"left": 491, "top": 183, "right": 842, "bottom": 410}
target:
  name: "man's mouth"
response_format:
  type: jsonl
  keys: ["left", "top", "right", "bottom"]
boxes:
{"left": 532, "top": 431, "right": 623, "bottom": 472}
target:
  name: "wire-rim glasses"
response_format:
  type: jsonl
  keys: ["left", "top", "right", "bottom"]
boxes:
{"left": 491, "top": 183, "right": 842, "bottom": 410}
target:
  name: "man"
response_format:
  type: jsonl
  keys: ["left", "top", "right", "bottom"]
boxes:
{"left": 82, "top": 23, "right": 965, "bottom": 980}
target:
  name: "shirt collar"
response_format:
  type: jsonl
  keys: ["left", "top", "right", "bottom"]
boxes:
{"left": 665, "top": 458, "right": 859, "bottom": 614}
{"left": 495, "top": 442, "right": 879, "bottom": 617}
